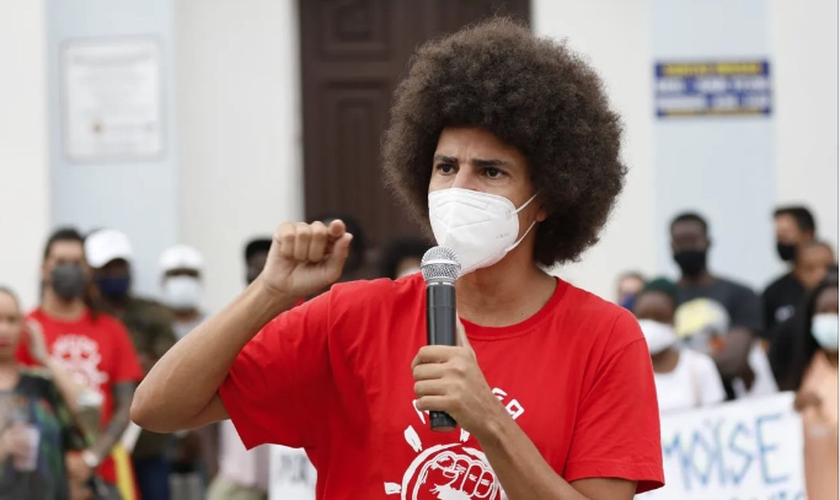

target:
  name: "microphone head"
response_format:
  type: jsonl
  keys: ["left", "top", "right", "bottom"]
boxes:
{"left": 421, "top": 246, "right": 461, "bottom": 283}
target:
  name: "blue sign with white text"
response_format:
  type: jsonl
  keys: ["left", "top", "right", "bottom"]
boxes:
{"left": 655, "top": 61, "right": 772, "bottom": 117}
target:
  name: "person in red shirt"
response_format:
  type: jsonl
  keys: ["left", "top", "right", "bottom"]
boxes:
{"left": 133, "top": 19, "right": 664, "bottom": 499}
{"left": 17, "top": 227, "right": 143, "bottom": 498}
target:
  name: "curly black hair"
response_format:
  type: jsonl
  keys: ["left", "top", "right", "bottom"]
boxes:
{"left": 383, "top": 17, "right": 625, "bottom": 266}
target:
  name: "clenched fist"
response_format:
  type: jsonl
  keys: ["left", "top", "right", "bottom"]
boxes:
{"left": 258, "top": 219, "right": 353, "bottom": 299}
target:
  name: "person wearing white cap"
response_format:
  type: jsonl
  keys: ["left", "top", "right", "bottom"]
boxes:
{"left": 85, "top": 229, "right": 177, "bottom": 373}
{"left": 159, "top": 244, "right": 212, "bottom": 500}
{"left": 85, "top": 228, "right": 178, "bottom": 500}
{"left": 159, "top": 244, "right": 205, "bottom": 341}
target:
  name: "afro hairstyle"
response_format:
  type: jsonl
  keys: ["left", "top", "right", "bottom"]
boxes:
{"left": 382, "top": 17, "right": 625, "bottom": 266}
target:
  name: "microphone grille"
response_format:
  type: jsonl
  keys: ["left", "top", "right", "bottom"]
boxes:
{"left": 421, "top": 246, "right": 461, "bottom": 282}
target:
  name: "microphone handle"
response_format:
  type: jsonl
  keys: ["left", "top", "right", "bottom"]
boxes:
{"left": 427, "top": 283, "right": 457, "bottom": 432}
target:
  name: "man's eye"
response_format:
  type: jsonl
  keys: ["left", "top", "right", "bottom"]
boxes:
{"left": 438, "top": 164, "right": 455, "bottom": 174}
{"left": 485, "top": 168, "right": 502, "bottom": 178}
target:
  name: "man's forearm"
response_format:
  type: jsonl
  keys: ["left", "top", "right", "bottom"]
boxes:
{"left": 131, "top": 279, "right": 297, "bottom": 432}
{"left": 478, "top": 411, "right": 589, "bottom": 500}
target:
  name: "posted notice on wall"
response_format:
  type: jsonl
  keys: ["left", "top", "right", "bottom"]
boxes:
{"left": 638, "top": 392, "right": 805, "bottom": 500}
{"left": 62, "top": 37, "right": 164, "bottom": 162}
{"left": 655, "top": 60, "right": 772, "bottom": 117}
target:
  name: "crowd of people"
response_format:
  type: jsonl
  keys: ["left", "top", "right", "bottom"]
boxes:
{"left": 0, "top": 220, "right": 429, "bottom": 500}
{"left": 621, "top": 206, "right": 837, "bottom": 500}
{"left": 1, "top": 203, "right": 835, "bottom": 499}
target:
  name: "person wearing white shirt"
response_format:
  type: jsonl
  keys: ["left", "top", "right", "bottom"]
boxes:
{"left": 634, "top": 279, "right": 726, "bottom": 413}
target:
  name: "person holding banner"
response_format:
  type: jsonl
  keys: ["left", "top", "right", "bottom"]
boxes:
{"left": 790, "top": 271, "right": 838, "bottom": 500}
{"left": 634, "top": 279, "right": 726, "bottom": 413}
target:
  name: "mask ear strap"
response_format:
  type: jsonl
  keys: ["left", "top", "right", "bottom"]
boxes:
{"left": 513, "top": 192, "right": 539, "bottom": 214}
{"left": 506, "top": 192, "right": 540, "bottom": 252}
{"left": 505, "top": 219, "right": 537, "bottom": 253}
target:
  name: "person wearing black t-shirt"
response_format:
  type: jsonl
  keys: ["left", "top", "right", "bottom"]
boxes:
{"left": 769, "top": 242, "right": 836, "bottom": 386}
{"left": 762, "top": 206, "right": 818, "bottom": 338}
{"left": 669, "top": 212, "right": 765, "bottom": 400}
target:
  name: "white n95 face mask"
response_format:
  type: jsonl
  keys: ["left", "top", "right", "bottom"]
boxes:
{"left": 162, "top": 276, "right": 202, "bottom": 310}
{"left": 428, "top": 188, "right": 538, "bottom": 277}
{"left": 811, "top": 313, "right": 839, "bottom": 351}
{"left": 638, "top": 319, "right": 677, "bottom": 355}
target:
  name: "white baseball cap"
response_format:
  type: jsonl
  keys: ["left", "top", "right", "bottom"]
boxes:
{"left": 159, "top": 244, "right": 204, "bottom": 274}
{"left": 85, "top": 229, "right": 133, "bottom": 269}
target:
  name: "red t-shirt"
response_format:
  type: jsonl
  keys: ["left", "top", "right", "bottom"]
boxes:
{"left": 17, "top": 308, "right": 143, "bottom": 484}
{"left": 220, "top": 274, "right": 664, "bottom": 498}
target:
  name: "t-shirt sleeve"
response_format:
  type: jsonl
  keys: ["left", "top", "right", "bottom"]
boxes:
{"left": 694, "top": 352, "right": 727, "bottom": 406}
{"left": 218, "top": 291, "right": 335, "bottom": 450}
{"left": 110, "top": 319, "right": 143, "bottom": 384}
{"left": 730, "top": 284, "right": 763, "bottom": 336}
{"left": 564, "top": 313, "right": 664, "bottom": 493}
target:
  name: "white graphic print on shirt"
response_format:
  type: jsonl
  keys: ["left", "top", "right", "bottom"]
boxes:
{"left": 50, "top": 334, "right": 109, "bottom": 393}
{"left": 384, "top": 387, "right": 524, "bottom": 499}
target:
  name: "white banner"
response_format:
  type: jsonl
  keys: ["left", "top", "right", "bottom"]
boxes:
{"left": 267, "top": 393, "right": 806, "bottom": 499}
{"left": 639, "top": 392, "right": 806, "bottom": 500}
{"left": 269, "top": 445, "right": 316, "bottom": 500}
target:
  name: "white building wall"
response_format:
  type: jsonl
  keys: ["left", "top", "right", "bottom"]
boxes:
{"left": 770, "top": 0, "right": 838, "bottom": 254}
{"left": 535, "top": 0, "right": 836, "bottom": 297}
{"left": 534, "top": 0, "right": 658, "bottom": 299}
{"left": 33, "top": 0, "right": 831, "bottom": 310}
{"left": 47, "top": 0, "right": 179, "bottom": 299}
{"left": 0, "top": 0, "right": 50, "bottom": 310}
{"left": 174, "top": 0, "right": 303, "bottom": 312}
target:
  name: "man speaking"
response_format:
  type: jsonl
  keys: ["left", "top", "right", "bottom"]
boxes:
{"left": 132, "top": 19, "right": 664, "bottom": 499}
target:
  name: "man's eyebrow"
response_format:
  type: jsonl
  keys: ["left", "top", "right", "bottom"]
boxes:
{"left": 433, "top": 154, "right": 458, "bottom": 164}
{"left": 471, "top": 158, "right": 511, "bottom": 168}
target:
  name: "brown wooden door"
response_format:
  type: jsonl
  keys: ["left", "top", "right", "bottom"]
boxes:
{"left": 299, "top": 0, "right": 530, "bottom": 274}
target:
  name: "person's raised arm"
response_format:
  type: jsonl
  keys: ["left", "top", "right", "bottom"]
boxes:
{"left": 130, "top": 220, "right": 352, "bottom": 433}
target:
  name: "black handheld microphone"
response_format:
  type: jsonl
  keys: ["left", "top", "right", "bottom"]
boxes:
{"left": 420, "top": 246, "right": 461, "bottom": 432}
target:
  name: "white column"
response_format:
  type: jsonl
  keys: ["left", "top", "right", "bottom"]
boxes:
{"left": 0, "top": 0, "right": 50, "bottom": 309}
{"left": 174, "top": 0, "right": 304, "bottom": 313}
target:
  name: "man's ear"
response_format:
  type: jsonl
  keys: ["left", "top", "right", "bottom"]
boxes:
{"left": 536, "top": 204, "right": 548, "bottom": 223}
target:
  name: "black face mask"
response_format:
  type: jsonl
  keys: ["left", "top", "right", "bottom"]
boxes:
{"left": 776, "top": 242, "right": 797, "bottom": 262}
{"left": 51, "top": 263, "right": 87, "bottom": 300}
{"left": 674, "top": 249, "right": 707, "bottom": 277}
